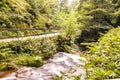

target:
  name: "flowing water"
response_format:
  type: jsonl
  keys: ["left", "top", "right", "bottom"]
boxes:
{"left": 0, "top": 52, "right": 86, "bottom": 80}
{"left": 0, "top": 70, "right": 14, "bottom": 78}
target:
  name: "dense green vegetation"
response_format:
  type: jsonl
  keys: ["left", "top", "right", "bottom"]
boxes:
{"left": 76, "top": 0, "right": 120, "bottom": 79}
{"left": 0, "top": 0, "right": 58, "bottom": 38}
{"left": 85, "top": 27, "right": 120, "bottom": 79}
{"left": 53, "top": 0, "right": 120, "bottom": 79}
{"left": 0, "top": 0, "right": 120, "bottom": 80}
{"left": 0, "top": 37, "right": 57, "bottom": 70}
{"left": 76, "top": 0, "right": 120, "bottom": 44}
{"left": 0, "top": 0, "right": 57, "bottom": 28}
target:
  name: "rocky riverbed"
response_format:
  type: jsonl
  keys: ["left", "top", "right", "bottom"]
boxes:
{"left": 0, "top": 52, "right": 86, "bottom": 80}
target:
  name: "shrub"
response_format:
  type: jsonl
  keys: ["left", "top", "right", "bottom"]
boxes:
{"left": 0, "top": 64, "right": 15, "bottom": 71}
{"left": 15, "top": 54, "right": 43, "bottom": 67}
{"left": 39, "top": 39, "right": 57, "bottom": 59}
{"left": 0, "top": 48, "right": 14, "bottom": 62}
{"left": 0, "top": 37, "right": 57, "bottom": 70}
{"left": 85, "top": 27, "right": 120, "bottom": 79}
{"left": 53, "top": 11, "right": 81, "bottom": 43}
{"left": 56, "top": 35, "right": 72, "bottom": 52}
{"left": 1, "top": 38, "right": 57, "bottom": 56}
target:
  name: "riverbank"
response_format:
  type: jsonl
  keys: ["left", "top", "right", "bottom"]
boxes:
{"left": 0, "top": 52, "right": 86, "bottom": 80}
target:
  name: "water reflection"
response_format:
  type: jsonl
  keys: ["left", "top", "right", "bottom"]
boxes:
{"left": 0, "top": 70, "right": 14, "bottom": 78}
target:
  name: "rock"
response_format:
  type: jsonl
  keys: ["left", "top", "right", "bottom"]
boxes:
{"left": 0, "top": 52, "right": 86, "bottom": 80}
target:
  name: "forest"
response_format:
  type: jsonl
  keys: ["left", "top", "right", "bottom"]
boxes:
{"left": 0, "top": 0, "right": 120, "bottom": 80}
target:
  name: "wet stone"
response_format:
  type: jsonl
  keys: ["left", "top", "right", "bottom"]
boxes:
{"left": 0, "top": 52, "right": 86, "bottom": 80}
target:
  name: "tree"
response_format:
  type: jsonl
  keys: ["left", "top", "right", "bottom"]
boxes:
{"left": 77, "top": 0, "right": 120, "bottom": 28}
{"left": 0, "top": 0, "right": 59, "bottom": 28}
{"left": 76, "top": 0, "right": 120, "bottom": 44}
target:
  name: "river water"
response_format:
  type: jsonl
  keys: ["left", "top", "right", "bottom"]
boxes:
{"left": 0, "top": 52, "right": 86, "bottom": 80}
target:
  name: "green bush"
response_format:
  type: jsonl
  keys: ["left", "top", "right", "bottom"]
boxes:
{"left": 1, "top": 38, "right": 57, "bottom": 56}
{"left": 53, "top": 11, "right": 81, "bottom": 43}
{"left": 85, "top": 27, "right": 120, "bottom": 79}
{"left": 56, "top": 35, "right": 72, "bottom": 52}
{"left": 0, "top": 38, "right": 57, "bottom": 70}
{"left": 16, "top": 54, "right": 43, "bottom": 67}
{"left": 0, "top": 64, "right": 15, "bottom": 71}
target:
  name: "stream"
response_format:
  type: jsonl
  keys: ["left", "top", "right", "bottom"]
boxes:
{"left": 0, "top": 52, "right": 86, "bottom": 80}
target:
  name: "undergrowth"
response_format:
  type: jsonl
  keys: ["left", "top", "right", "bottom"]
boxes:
{"left": 0, "top": 35, "right": 77, "bottom": 71}
{"left": 0, "top": 37, "right": 57, "bottom": 71}
{"left": 85, "top": 27, "right": 120, "bottom": 79}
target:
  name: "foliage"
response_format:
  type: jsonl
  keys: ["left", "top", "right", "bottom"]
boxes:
{"left": 53, "top": 11, "right": 81, "bottom": 43}
{"left": 1, "top": 38, "right": 57, "bottom": 56}
{"left": 0, "top": 0, "right": 59, "bottom": 38}
{"left": 16, "top": 54, "right": 43, "bottom": 67}
{"left": 0, "top": 64, "right": 15, "bottom": 71}
{"left": 56, "top": 35, "right": 72, "bottom": 52}
{"left": 0, "top": 0, "right": 58, "bottom": 29}
{"left": 60, "top": 12, "right": 81, "bottom": 41}
{"left": 1, "top": 1, "right": 120, "bottom": 80}
{"left": 0, "top": 29, "right": 45, "bottom": 39}
{"left": 85, "top": 27, "right": 120, "bottom": 79}
{"left": 53, "top": 11, "right": 82, "bottom": 52}
{"left": 39, "top": 38, "right": 57, "bottom": 59}
{"left": 0, "top": 37, "right": 57, "bottom": 70}
{"left": 77, "top": 0, "right": 119, "bottom": 27}
{"left": 52, "top": 0, "right": 81, "bottom": 52}
{"left": 52, "top": 71, "right": 81, "bottom": 80}
{"left": 76, "top": 0, "right": 120, "bottom": 44}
